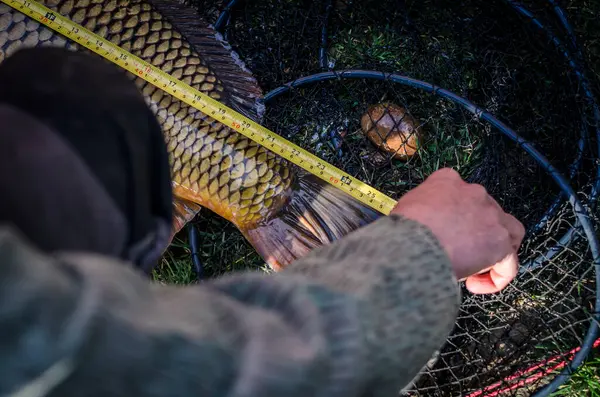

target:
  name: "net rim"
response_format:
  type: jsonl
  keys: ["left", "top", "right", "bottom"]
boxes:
{"left": 263, "top": 69, "right": 600, "bottom": 396}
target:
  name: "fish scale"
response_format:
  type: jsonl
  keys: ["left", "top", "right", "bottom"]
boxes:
{"left": 0, "top": 0, "right": 384, "bottom": 270}
{"left": 0, "top": 0, "right": 292, "bottom": 225}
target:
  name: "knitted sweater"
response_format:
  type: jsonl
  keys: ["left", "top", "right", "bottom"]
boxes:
{"left": 0, "top": 214, "right": 461, "bottom": 397}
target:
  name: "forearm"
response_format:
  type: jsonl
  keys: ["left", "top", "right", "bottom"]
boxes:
{"left": 282, "top": 214, "right": 461, "bottom": 395}
{"left": 0, "top": 215, "right": 460, "bottom": 397}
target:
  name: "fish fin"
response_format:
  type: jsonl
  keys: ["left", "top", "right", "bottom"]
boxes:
{"left": 241, "top": 171, "right": 383, "bottom": 270}
{"left": 171, "top": 196, "right": 203, "bottom": 238}
{"left": 147, "top": 0, "right": 264, "bottom": 122}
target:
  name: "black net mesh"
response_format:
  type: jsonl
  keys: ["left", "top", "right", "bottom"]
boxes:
{"left": 157, "top": 0, "right": 600, "bottom": 395}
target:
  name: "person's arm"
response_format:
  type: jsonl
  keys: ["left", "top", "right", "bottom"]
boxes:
{"left": 0, "top": 213, "right": 458, "bottom": 397}
{"left": 1, "top": 168, "right": 524, "bottom": 397}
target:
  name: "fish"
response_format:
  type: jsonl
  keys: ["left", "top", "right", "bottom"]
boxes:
{"left": 0, "top": 0, "right": 381, "bottom": 270}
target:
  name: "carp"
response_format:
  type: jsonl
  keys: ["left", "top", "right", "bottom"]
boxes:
{"left": 0, "top": 0, "right": 381, "bottom": 270}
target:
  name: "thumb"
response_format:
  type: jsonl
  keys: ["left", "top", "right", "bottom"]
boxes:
{"left": 465, "top": 252, "right": 519, "bottom": 294}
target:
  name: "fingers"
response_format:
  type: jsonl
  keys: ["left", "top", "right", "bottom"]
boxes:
{"left": 398, "top": 168, "right": 526, "bottom": 295}
{"left": 484, "top": 192, "right": 525, "bottom": 250}
{"left": 503, "top": 211, "right": 525, "bottom": 250}
{"left": 429, "top": 167, "right": 464, "bottom": 183}
{"left": 467, "top": 202, "right": 522, "bottom": 294}
{"left": 465, "top": 252, "right": 519, "bottom": 294}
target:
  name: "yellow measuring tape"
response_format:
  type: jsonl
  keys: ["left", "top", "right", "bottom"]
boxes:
{"left": 1, "top": 0, "right": 398, "bottom": 214}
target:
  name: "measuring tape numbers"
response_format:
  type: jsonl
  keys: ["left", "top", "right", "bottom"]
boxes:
{"left": 1, "top": 0, "right": 398, "bottom": 214}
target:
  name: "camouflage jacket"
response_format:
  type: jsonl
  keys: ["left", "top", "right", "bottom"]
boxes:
{"left": 0, "top": 214, "right": 460, "bottom": 397}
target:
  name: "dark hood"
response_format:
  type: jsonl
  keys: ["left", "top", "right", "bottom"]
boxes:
{"left": 0, "top": 47, "right": 173, "bottom": 274}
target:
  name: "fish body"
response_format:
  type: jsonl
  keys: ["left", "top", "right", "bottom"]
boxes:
{"left": 0, "top": 0, "right": 380, "bottom": 269}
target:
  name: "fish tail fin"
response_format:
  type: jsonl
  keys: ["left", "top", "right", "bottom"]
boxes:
{"left": 170, "top": 196, "right": 203, "bottom": 240}
{"left": 241, "top": 172, "right": 383, "bottom": 270}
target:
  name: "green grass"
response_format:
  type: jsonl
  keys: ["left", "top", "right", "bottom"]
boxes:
{"left": 408, "top": 114, "right": 484, "bottom": 181}
{"left": 551, "top": 355, "right": 600, "bottom": 397}
{"left": 328, "top": 26, "right": 414, "bottom": 70}
{"left": 153, "top": 213, "right": 268, "bottom": 283}
{"left": 152, "top": 236, "right": 197, "bottom": 285}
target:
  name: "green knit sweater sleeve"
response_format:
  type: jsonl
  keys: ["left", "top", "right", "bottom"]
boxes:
{"left": 0, "top": 214, "right": 460, "bottom": 397}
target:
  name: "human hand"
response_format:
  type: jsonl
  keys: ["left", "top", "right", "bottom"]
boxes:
{"left": 392, "top": 168, "right": 525, "bottom": 294}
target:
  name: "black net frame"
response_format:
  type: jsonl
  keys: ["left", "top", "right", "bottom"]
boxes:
{"left": 260, "top": 69, "right": 600, "bottom": 396}
{"left": 177, "top": 0, "right": 600, "bottom": 395}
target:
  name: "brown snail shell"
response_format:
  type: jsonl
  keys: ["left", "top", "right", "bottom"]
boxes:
{"left": 360, "top": 102, "right": 421, "bottom": 160}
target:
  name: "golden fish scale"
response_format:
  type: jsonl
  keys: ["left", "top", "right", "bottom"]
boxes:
{"left": 0, "top": 0, "right": 293, "bottom": 226}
